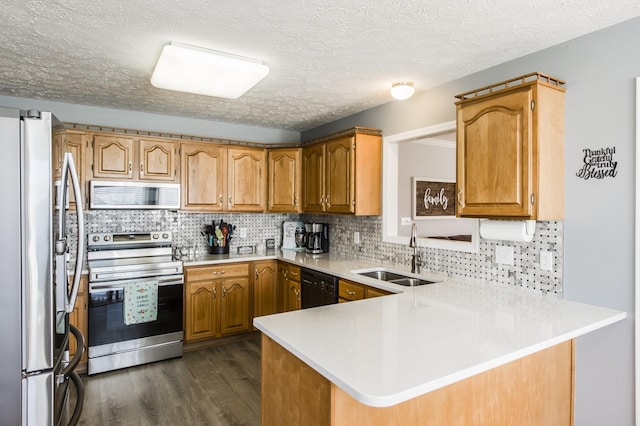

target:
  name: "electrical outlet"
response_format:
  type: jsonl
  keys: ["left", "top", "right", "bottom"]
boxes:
{"left": 353, "top": 231, "right": 360, "bottom": 244}
{"left": 239, "top": 227, "right": 247, "bottom": 238}
{"left": 540, "top": 251, "right": 553, "bottom": 271}
{"left": 495, "top": 246, "right": 514, "bottom": 265}
{"left": 401, "top": 217, "right": 412, "bottom": 226}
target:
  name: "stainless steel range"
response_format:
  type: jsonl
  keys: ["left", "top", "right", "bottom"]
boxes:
{"left": 87, "top": 231, "right": 184, "bottom": 375}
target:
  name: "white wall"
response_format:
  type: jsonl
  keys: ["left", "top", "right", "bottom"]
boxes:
{"left": 304, "top": 17, "right": 640, "bottom": 425}
{"left": 0, "top": 95, "right": 300, "bottom": 143}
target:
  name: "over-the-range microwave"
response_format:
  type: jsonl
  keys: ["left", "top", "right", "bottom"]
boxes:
{"left": 89, "top": 180, "right": 180, "bottom": 209}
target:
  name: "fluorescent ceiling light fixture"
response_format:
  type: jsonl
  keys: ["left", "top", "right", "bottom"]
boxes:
{"left": 151, "top": 42, "right": 269, "bottom": 99}
{"left": 390, "top": 81, "right": 415, "bottom": 100}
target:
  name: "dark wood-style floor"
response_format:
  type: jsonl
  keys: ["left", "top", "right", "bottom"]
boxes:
{"left": 77, "top": 335, "right": 261, "bottom": 425}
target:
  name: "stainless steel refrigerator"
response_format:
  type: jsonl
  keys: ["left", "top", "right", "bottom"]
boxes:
{"left": 0, "top": 107, "right": 85, "bottom": 425}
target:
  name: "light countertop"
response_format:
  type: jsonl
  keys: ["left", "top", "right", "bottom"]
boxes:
{"left": 244, "top": 252, "right": 626, "bottom": 408}
{"left": 182, "top": 250, "right": 626, "bottom": 408}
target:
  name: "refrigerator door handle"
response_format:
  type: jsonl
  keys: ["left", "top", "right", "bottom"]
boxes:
{"left": 56, "top": 152, "right": 85, "bottom": 314}
{"left": 66, "top": 152, "right": 85, "bottom": 313}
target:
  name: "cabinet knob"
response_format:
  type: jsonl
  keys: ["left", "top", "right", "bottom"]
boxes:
{"left": 212, "top": 271, "right": 218, "bottom": 275}
{"left": 140, "top": 163, "right": 144, "bottom": 175}
{"left": 220, "top": 270, "right": 225, "bottom": 274}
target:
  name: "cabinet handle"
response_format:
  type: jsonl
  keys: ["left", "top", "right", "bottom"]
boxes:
{"left": 213, "top": 287, "right": 217, "bottom": 298}
{"left": 222, "top": 285, "right": 226, "bottom": 297}
{"left": 228, "top": 195, "right": 233, "bottom": 207}
{"left": 530, "top": 193, "right": 536, "bottom": 205}
{"left": 220, "top": 270, "right": 225, "bottom": 275}
{"left": 293, "top": 288, "right": 300, "bottom": 296}
{"left": 128, "top": 161, "right": 132, "bottom": 174}
{"left": 255, "top": 268, "right": 259, "bottom": 279}
{"left": 294, "top": 196, "right": 298, "bottom": 207}
{"left": 346, "top": 289, "right": 355, "bottom": 296}
{"left": 457, "top": 189, "right": 464, "bottom": 207}
{"left": 212, "top": 271, "right": 219, "bottom": 275}
{"left": 219, "top": 194, "right": 223, "bottom": 206}
{"left": 140, "top": 163, "right": 144, "bottom": 175}
{"left": 326, "top": 195, "right": 330, "bottom": 205}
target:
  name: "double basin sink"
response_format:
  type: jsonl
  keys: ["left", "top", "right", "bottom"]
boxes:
{"left": 351, "top": 268, "right": 438, "bottom": 287}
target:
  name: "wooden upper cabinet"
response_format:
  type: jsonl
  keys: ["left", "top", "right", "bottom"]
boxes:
{"left": 92, "top": 134, "right": 177, "bottom": 182}
{"left": 181, "top": 142, "right": 226, "bottom": 211}
{"left": 92, "top": 134, "right": 135, "bottom": 179}
{"left": 53, "top": 129, "right": 87, "bottom": 210}
{"left": 302, "top": 128, "right": 382, "bottom": 216}
{"left": 302, "top": 143, "right": 325, "bottom": 213}
{"left": 138, "top": 138, "right": 177, "bottom": 182}
{"left": 268, "top": 148, "right": 302, "bottom": 213}
{"left": 455, "top": 73, "right": 565, "bottom": 219}
{"left": 326, "top": 137, "right": 355, "bottom": 213}
{"left": 227, "top": 147, "right": 267, "bottom": 212}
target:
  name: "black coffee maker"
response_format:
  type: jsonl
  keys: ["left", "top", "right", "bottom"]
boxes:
{"left": 305, "top": 223, "right": 329, "bottom": 254}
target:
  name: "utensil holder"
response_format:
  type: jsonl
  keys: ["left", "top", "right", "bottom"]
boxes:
{"left": 209, "top": 245, "right": 229, "bottom": 254}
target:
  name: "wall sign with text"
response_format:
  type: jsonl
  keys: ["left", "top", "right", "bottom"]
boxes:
{"left": 576, "top": 146, "right": 618, "bottom": 180}
{"left": 412, "top": 177, "right": 456, "bottom": 219}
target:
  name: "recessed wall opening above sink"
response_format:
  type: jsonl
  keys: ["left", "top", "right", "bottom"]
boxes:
{"left": 382, "top": 121, "right": 480, "bottom": 253}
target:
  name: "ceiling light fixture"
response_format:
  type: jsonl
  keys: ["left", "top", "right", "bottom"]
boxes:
{"left": 150, "top": 42, "right": 269, "bottom": 99}
{"left": 390, "top": 82, "right": 415, "bottom": 100}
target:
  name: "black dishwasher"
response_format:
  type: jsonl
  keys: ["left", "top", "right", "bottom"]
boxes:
{"left": 301, "top": 268, "right": 338, "bottom": 309}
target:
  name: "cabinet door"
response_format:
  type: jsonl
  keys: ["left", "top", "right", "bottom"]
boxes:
{"left": 181, "top": 142, "right": 226, "bottom": 211}
{"left": 338, "top": 279, "right": 365, "bottom": 302}
{"left": 64, "top": 131, "right": 86, "bottom": 210}
{"left": 325, "top": 137, "right": 355, "bottom": 213}
{"left": 365, "top": 287, "right": 391, "bottom": 298}
{"left": 457, "top": 86, "right": 533, "bottom": 217}
{"left": 227, "top": 147, "right": 267, "bottom": 212}
{"left": 277, "top": 263, "right": 288, "bottom": 313}
{"left": 185, "top": 281, "right": 219, "bottom": 342}
{"left": 92, "top": 134, "right": 135, "bottom": 179}
{"left": 220, "top": 278, "right": 250, "bottom": 335}
{"left": 302, "top": 144, "right": 325, "bottom": 212}
{"left": 139, "top": 138, "right": 177, "bottom": 182}
{"left": 254, "top": 261, "right": 278, "bottom": 318}
{"left": 268, "top": 148, "right": 302, "bottom": 212}
{"left": 52, "top": 131, "right": 64, "bottom": 179}
{"left": 285, "top": 280, "right": 301, "bottom": 312}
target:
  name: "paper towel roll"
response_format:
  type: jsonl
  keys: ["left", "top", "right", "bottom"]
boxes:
{"left": 479, "top": 219, "right": 536, "bottom": 242}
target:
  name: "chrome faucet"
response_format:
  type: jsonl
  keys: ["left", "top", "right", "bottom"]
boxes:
{"left": 409, "top": 223, "right": 420, "bottom": 274}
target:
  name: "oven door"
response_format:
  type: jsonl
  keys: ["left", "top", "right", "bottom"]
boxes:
{"left": 88, "top": 276, "right": 183, "bottom": 349}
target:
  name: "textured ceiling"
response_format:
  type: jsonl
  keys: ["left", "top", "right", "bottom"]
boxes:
{"left": 1, "top": 1, "right": 639, "bottom": 132}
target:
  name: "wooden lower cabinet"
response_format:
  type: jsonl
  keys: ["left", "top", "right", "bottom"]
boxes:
{"left": 253, "top": 260, "right": 278, "bottom": 318}
{"left": 278, "top": 262, "right": 301, "bottom": 312}
{"left": 69, "top": 275, "right": 88, "bottom": 373}
{"left": 339, "top": 278, "right": 392, "bottom": 302}
{"left": 184, "top": 263, "right": 251, "bottom": 343}
{"left": 261, "top": 335, "right": 575, "bottom": 426}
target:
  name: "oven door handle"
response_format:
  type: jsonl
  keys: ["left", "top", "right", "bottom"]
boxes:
{"left": 89, "top": 276, "right": 184, "bottom": 293}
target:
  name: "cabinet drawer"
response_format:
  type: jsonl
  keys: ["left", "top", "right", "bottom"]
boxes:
{"left": 339, "top": 280, "right": 365, "bottom": 301}
{"left": 186, "top": 263, "right": 249, "bottom": 281}
{"left": 288, "top": 265, "right": 301, "bottom": 282}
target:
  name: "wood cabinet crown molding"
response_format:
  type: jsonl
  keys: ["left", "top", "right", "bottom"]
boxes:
{"left": 455, "top": 72, "right": 565, "bottom": 220}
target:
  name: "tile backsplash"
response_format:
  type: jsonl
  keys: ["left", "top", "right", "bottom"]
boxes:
{"left": 69, "top": 211, "right": 562, "bottom": 295}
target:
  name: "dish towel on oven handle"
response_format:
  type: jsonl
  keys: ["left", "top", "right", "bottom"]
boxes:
{"left": 124, "top": 280, "right": 158, "bottom": 325}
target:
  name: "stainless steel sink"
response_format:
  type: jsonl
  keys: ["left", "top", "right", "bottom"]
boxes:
{"left": 355, "top": 270, "right": 407, "bottom": 281}
{"left": 387, "top": 277, "right": 435, "bottom": 287}
{"left": 351, "top": 268, "right": 438, "bottom": 287}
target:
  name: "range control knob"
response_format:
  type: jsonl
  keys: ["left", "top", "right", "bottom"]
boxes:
{"left": 152, "top": 233, "right": 159, "bottom": 240}
{"left": 162, "top": 233, "right": 169, "bottom": 240}
{"left": 104, "top": 235, "right": 111, "bottom": 241}
{"left": 92, "top": 235, "right": 100, "bottom": 242}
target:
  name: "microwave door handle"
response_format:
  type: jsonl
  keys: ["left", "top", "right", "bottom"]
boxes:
{"left": 65, "top": 152, "right": 85, "bottom": 313}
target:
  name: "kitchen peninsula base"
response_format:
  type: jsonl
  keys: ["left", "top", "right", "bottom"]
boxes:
{"left": 261, "top": 335, "right": 574, "bottom": 426}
